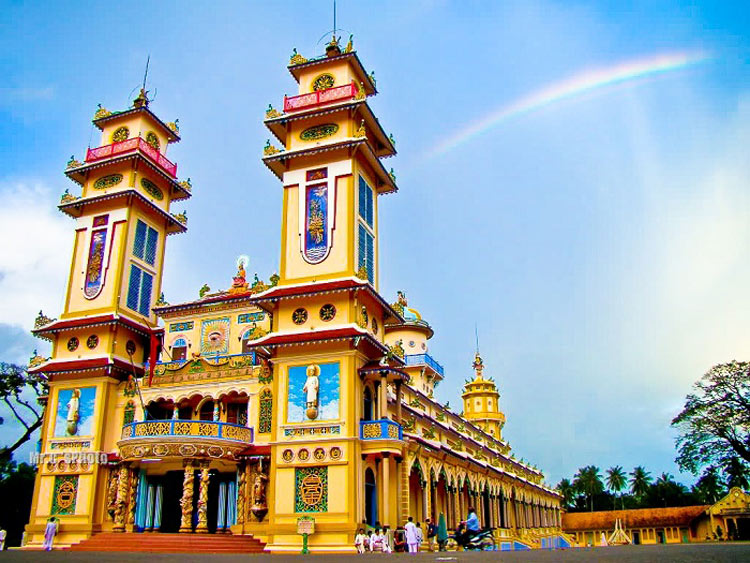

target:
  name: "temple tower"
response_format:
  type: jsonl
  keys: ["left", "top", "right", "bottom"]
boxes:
{"left": 461, "top": 353, "right": 506, "bottom": 439}
{"left": 25, "top": 90, "right": 190, "bottom": 546}
{"left": 254, "top": 37, "right": 405, "bottom": 552}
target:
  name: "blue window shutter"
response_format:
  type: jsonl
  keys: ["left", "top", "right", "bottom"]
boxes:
{"left": 358, "top": 224, "right": 367, "bottom": 271}
{"left": 359, "top": 176, "right": 367, "bottom": 220}
{"left": 139, "top": 271, "right": 153, "bottom": 316}
{"left": 126, "top": 265, "right": 141, "bottom": 311}
{"left": 145, "top": 227, "right": 158, "bottom": 265}
{"left": 366, "top": 186, "right": 374, "bottom": 227}
{"left": 366, "top": 231, "right": 374, "bottom": 282}
{"left": 133, "top": 220, "right": 147, "bottom": 260}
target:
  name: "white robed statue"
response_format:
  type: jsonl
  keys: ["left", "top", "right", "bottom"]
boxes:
{"left": 302, "top": 364, "right": 320, "bottom": 420}
{"left": 66, "top": 389, "right": 81, "bottom": 436}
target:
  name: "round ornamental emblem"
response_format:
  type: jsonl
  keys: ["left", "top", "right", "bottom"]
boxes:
{"left": 319, "top": 304, "right": 336, "bottom": 322}
{"left": 312, "top": 73, "right": 335, "bottom": 91}
{"left": 126, "top": 340, "right": 137, "bottom": 355}
{"left": 67, "top": 337, "right": 79, "bottom": 352}
{"left": 313, "top": 447, "right": 326, "bottom": 461}
{"left": 409, "top": 340, "right": 415, "bottom": 348}
{"left": 145, "top": 131, "right": 160, "bottom": 150}
{"left": 293, "top": 308, "right": 308, "bottom": 325}
{"left": 87, "top": 334, "right": 99, "bottom": 349}
{"left": 329, "top": 447, "right": 342, "bottom": 460}
{"left": 282, "top": 449, "right": 294, "bottom": 463}
{"left": 112, "top": 126, "right": 130, "bottom": 143}
{"left": 297, "top": 448, "right": 310, "bottom": 461}
{"left": 300, "top": 474, "right": 323, "bottom": 507}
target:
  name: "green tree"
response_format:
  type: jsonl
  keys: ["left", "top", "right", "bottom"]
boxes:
{"left": 692, "top": 466, "right": 723, "bottom": 504}
{"left": 0, "top": 457, "right": 36, "bottom": 547}
{"left": 721, "top": 456, "right": 749, "bottom": 490}
{"left": 573, "top": 466, "right": 603, "bottom": 512}
{"left": 0, "top": 362, "right": 48, "bottom": 460}
{"left": 629, "top": 466, "right": 652, "bottom": 501}
{"left": 556, "top": 478, "right": 577, "bottom": 510}
{"left": 672, "top": 361, "right": 750, "bottom": 475}
{"left": 606, "top": 466, "right": 627, "bottom": 509}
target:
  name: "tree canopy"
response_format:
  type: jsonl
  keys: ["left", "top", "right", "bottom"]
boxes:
{"left": 672, "top": 361, "right": 750, "bottom": 473}
{"left": 0, "top": 362, "right": 48, "bottom": 460}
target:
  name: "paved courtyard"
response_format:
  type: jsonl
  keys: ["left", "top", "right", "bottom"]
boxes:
{"left": 4, "top": 543, "right": 750, "bottom": 562}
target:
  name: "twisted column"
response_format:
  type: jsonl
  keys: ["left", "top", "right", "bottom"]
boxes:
{"left": 196, "top": 466, "right": 210, "bottom": 533}
{"left": 179, "top": 463, "right": 195, "bottom": 532}
{"left": 113, "top": 463, "right": 130, "bottom": 532}
{"left": 236, "top": 462, "right": 246, "bottom": 525}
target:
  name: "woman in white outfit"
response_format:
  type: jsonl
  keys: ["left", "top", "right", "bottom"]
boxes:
{"left": 404, "top": 516, "right": 419, "bottom": 553}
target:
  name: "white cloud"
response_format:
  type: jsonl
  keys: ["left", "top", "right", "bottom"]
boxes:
{"left": 0, "top": 181, "right": 71, "bottom": 331}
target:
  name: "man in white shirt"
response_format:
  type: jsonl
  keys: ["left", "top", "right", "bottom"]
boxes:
{"left": 404, "top": 517, "right": 419, "bottom": 553}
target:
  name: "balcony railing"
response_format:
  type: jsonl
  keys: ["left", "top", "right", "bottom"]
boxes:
{"left": 283, "top": 82, "right": 358, "bottom": 113}
{"left": 85, "top": 137, "right": 177, "bottom": 177}
{"left": 404, "top": 353, "right": 444, "bottom": 376}
{"left": 360, "top": 419, "right": 402, "bottom": 441}
{"left": 121, "top": 420, "right": 253, "bottom": 443}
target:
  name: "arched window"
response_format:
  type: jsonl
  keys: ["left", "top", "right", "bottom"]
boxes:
{"left": 258, "top": 389, "right": 272, "bottom": 433}
{"left": 363, "top": 386, "right": 373, "bottom": 421}
{"left": 172, "top": 337, "right": 188, "bottom": 361}
{"left": 199, "top": 400, "right": 214, "bottom": 421}
{"left": 123, "top": 400, "right": 136, "bottom": 424}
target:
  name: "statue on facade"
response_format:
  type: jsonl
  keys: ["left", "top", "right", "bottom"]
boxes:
{"left": 303, "top": 364, "right": 320, "bottom": 420}
{"left": 251, "top": 458, "right": 269, "bottom": 521}
{"left": 66, "top": 388, "right": 81, "bottom": 436}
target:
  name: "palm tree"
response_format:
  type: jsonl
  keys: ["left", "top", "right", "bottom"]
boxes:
{"left": 606, "top": 466, "right": 627, "bottom": 509}
{"left": 557, "top": 478, "right": 576, "bottom": 510}
{"left": 574, "top": 466, "right": 604, "bottom": 512}
{"left": 629, "top": 466, "right": 652, "bottom": 502}
{"left": 693, "top": 466, "right": 723, "bottom": 504}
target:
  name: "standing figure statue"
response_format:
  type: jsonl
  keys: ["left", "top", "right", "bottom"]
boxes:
{"left": 66, "top": 388, "right": 81, "bottom": 436}
{"left": 250, "top": 458, "right": 269, "bottom": 522}
{"left": 303, "top": 364, "right": 320, "bottom": 420}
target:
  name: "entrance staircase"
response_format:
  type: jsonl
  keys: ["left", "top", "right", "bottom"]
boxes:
{"left": 66, "top": 532, "right": 266, "bottom": 553}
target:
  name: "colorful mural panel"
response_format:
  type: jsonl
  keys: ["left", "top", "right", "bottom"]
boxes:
{"left": 295, "top": 466, "right": 328, "bottom": 512}
{"left": 304, "top": 184, "right": 328, "bottom": 263}
{"left": 51, "top": 475, "right": 78, "bottom": 515}
{"left": 54, "top": 387, "right": 96, "bottom": 437}
{"left": 287, "top": 362, "right": 339, "bottom": 423}
{"left": 84, "top": 229, "right": 107, "bottom": 298}
{"left": 200, "top": 317, "right": 230, "bottom": 356}
{"left": 238, "top": 312, "right": 265, "bottom": 324}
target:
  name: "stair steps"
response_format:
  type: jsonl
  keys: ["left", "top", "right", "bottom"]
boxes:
{"left": 66, "top": 532, "right": 266, "bottom": 553}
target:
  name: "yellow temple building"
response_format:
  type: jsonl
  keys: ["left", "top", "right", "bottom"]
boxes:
{"left": 24, "top": 37, "right": 564, "bottom": 553}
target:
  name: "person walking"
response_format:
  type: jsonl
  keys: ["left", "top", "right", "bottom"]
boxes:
{"left": 43, "top": 517, "right": 58, "bottom": 551}
{"left": 425, "top": 517, "right": 438, "bottom": 551}
{"left": 405, "top": 516, "right": 419, "bottom": 553}
{"left": 416, "top": 522, "right": 424, "bottom": 551}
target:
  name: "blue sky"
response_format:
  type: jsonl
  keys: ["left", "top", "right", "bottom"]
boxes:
{"left": 1, "top": 1, "right": 749, "bottom": 486}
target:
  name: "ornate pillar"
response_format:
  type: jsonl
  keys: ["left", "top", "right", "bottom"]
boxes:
{"left": 227, "top": 479, "right": 237, "bottom": 527}
{"left": 236, "top": 462, "right": 246, "bottom": 525}
{"left": 154, "top": 484, "right": 163, "bottom": 531}
{"left": 127, "top": 467, "right": 138, "bottom": 529}
{"left": 380, "top": 373, "right": 388, "bottom": 419}
{"left": 399, "top": 457, "right": 410, "bottom": 525}
{"left": 196, "top": 465, "right": 210, "bottom": 533}
{"left": 145, "top": 484, "right": 155, "bottom": 531}
{"left": 454, "top": 486, "right": 461, "bottom": 528}
{"left": 113, "top": 463, "right": 130, "bottom": 532}
{"left": 382, "top": 454, "right": 391, "bottom": 527}
{"left": 179, "top": 461, "right": 195, "bottom": 532}
{"left": 395, "top": 381, "right": 402, "bottom": 425}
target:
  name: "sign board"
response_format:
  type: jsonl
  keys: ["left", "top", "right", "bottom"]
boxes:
{"left": 297, "top": 516, "right": 315, "bottom": 535}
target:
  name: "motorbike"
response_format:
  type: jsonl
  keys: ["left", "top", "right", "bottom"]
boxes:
{"left": 453, "top": 523, "right": 496, "bottom": 551}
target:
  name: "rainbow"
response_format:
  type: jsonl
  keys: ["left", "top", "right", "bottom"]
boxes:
{"left": 424, "top": 51, "right": 711, "bottom": 159}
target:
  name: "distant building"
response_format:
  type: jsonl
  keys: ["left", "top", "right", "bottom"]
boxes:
{"left": 562, "top": 487, "right": 750, "bottom": 545}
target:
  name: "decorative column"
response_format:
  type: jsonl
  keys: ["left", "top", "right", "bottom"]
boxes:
{"left": 395, "top": 381, "right": 402, "bottom": 424}
{"left": 154, "top": 484, "right": 163, "bottom": 531}
{"left": 145, "top": 484, "right": 155, "bottom": 531}
{"left": 380, "top": 372, "right": 388, "bottom": 418}
{"left": 399, "top": 457, "right": 410, "bottom": 525}
{"left": 236, "top": 462, "right": 246, "bottom": 525}
{"left": 196, "top": 465, "right": 210, "bottom": 533}
{"left": 179, "top": 462, "right": 195, "bottom": 532}
{"left": 113, "top": 463, "right": 130, "bottom": 532}
{"left": 382, "top": 454, "right": 391, "bottom": 526}
{"left": 227, "top": 479, "right": 237, "bottom": 527}
{"left": 127, "top": 468, "right": 139, "bottom": 529}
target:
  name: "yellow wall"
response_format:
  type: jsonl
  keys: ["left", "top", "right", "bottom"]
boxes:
{"left": 297, "top": 61, "right": 355, "bottom": 95}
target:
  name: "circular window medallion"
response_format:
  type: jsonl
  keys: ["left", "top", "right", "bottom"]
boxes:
{"left": 86, "top": 334, "right": 99, "bottom": 349}
{"left": 297, "top": 448, "right": 310, "bottom": 461}
{"left": 145, "top": 131, "right": 160, "bottom": 150}
{"left": 421, "top": 343, "right": 426, "bottom": 351}
{"left": 67, "top": 337, "right": 79, "bottom": 352}
{"left": 319, "top": 304, "right": 336, "bottom": 322}
{"left": 313, "top": 447, "right": 326, "bottom": 461}
{"left": 409, "top": 340, "right": 415, "bottom": 348}
{"left": 282, "top": 449, "right": 294, "bottom": 463}
{"left": 329, "top": 446, "right": 342, "bottom": 460}
{"left": 112, "top": 126, "right": 130, "bottom": 143}
{"left": 300, "top": 123, "right": 339, "bottom": 141}
{"left": 372, "top": 317, "right": 378, "bottom": 334}
{"left": 292, "top": 308, "right": 308, "bottom": 325}
{"left": 312, "top": 73, "right": 335, "bottom": 91}
{"left": 126, "top": 340, "right": 136, "bottom": 355}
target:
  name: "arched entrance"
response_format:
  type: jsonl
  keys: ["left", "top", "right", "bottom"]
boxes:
{"left": 408, "top": 462, "right": 425, "bottom": 522}
{"left": 363, "top": 387, "right": 374, "bottom": 421}
{"left": 365, "top": 468, "right": 377, "bottom": 526}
